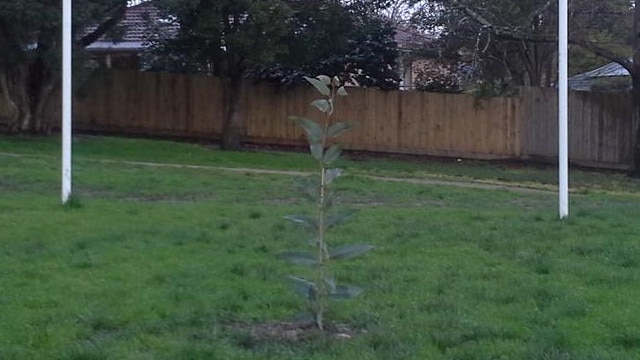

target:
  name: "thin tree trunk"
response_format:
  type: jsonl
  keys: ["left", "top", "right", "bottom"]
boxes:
{"left": 221, "top": 75, "right": 244, "bottom": 150}
{"left": 0, "top": 69, "right": 19, "bottom": 133}
{"left": 12, "top": 65, "right": 31, "bottom": 134}
{"left": 0, "top": 61, "right": 59, "bottom": 135}
{"left": 31, "top": 74, "right": 57, "bottom": 134}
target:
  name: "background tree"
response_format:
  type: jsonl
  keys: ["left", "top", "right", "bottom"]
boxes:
{"left": 149, "top": 0, "right": 293, "bottom": 150}
{"left": 0, "top": 0, "right": 129, "bottom": 134}
{"left": 252, "top": 0, "right": 400, "bottom": 89}
{"left": 410, "top": 0, "right": 633, "bottom": 89}
{"left": 412, "top": 0, "right": 640, "bottom": 174}
{"left": 147, "top": 0, "right": 400, "bottom": 150}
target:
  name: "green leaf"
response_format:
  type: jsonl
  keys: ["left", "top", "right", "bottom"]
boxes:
{"left": 279, "top": 251, "right": 317, "bottom": 266}
{"left": 332, "top": 76, "right": 341, "bottom": 87}
{"left": 317, "top": 75, "right": 331, "bottom": 85}
{"left": 311, "top": 99, "right": 331, "bottom": 114}
{"left": 290, "top": 116, "right": 323, "bottom": 144}
{"left": 325, "top": 209, "right": 356, "bottom": 229}
{"left": 323, "top": 145, "right": 342, "bottom": 165}
{"left": 304, "top": 76, "right": 330, "bottom": 96}
{"left": 324, "top": 168, "right": 342, "bottom": 184}
{"left": 310, "top": 143, "right": 324, "bottom": 161}
{"left": 330, "top": 285, "right": 363, "bottom": 300}
{"left": 327, "top": 122, "right": 356, "bottom": 138}
{"left": 287, "top": 275, "right": 317, "bottom": 300}
{"left": 284, "top": 214, "right": 318, "bottom": 229}
{"left": 337, "top": 86, "right": 348, "bottom": 96}
{"left": 329, "top": 244, "right": 374, "bottom": 260}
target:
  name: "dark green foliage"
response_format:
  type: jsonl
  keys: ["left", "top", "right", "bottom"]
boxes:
{"left": 147, "top": 0, "right": 292, "bottom": 76}
{"left": 243, "top": 1, "right": 401, "bottom": 89}
{"left": 148, "top": 1, "right": 400, "bottom": 89}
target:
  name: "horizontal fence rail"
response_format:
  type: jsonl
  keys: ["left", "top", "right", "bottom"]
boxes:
{"left": 0, "top": 70, "right": 634, "bottom": 169}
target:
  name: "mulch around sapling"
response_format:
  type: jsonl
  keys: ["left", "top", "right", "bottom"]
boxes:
{"left": 228, "top": 321, "right": 361, "bottom": 343}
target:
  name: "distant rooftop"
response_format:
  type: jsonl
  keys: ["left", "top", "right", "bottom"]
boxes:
{"left": 568, "top": 60, "right": 631, "bottom": 91}
{"left": 571, "top": 61, "right": 630, "bottom": 80}
{"left": 85, "top": 2, "right": 178, "bottom": 52}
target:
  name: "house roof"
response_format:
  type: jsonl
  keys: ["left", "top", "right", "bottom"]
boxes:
{"left": 568, "top": 61, "right": 631, "bottom": 91}
{"left": 570, "top": 61, "right": 630, "bottom": 80}
{"left": 85, "top": 2, "right": 177, "bottom": 52}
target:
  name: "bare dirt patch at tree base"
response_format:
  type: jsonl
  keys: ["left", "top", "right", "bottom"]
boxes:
{"left": 228, "top": 321, "right": 360, "bottom": 343}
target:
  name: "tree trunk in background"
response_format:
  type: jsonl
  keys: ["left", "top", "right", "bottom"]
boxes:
{"left": 0, "top": 63, "right": 57, "bottom": 135}
{"left": 221, "top": 74, "right": 244, "bottom": 150}
{"left": 0, "top": 69, "right": 22, "bottom": 133}
{"left": 0, "top": 66, "right": 28, "bottom": 134}
{"left": 31, "top": 78, "right": 57, "bottom": 133}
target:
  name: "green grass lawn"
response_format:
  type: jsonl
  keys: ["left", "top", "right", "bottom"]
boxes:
{"left": 2, "top": 135, "right": 640, "bottom": 359}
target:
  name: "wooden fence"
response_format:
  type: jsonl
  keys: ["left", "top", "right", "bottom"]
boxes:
{"left": 520, "top": 87, "right": 634, "bottom": 169}
{"left": 2, "top": 70, "right": 636, "bottom": 169}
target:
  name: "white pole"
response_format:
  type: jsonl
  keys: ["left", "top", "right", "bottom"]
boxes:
{"left": 62, "top": 0, "right": 72, "bottom": 204}
{"left": 558, "top": 0, "right": 569, "bottom": 219}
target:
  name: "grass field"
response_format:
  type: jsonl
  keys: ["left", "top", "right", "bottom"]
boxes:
{"left": 2, "top": 135, "right": 640, "bottom": 359}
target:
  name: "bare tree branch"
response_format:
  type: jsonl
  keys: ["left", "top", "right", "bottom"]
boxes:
{"left": 527, "top": 0, "right": 554, "bottom": 27}
{"left": 449, "top": 0, "right": 634, "bottom": 74}
{"left": 569, "top": 38, "right": 633, "bottom": 72}
{"left": 78, "top": 3, "right": 127, "bottom": 47}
